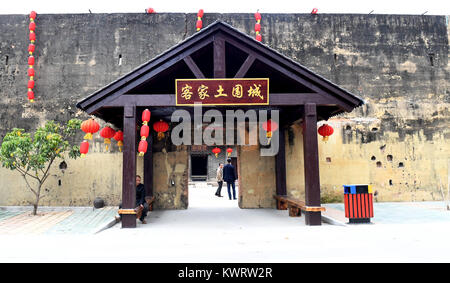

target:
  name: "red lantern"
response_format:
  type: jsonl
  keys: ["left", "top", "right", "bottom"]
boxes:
{"left": 318, "top": 124, "right": 334, "bottom": 142}
{"left": 255, "top": 23, "right": 261, "bottom": 32}
{"left": 100, "top": 126, "right": 116, "bottom": 151}
{"left": 311, "top": 8, "right": 318, "bottom": 14}
{"left": 142, "top": 109, "right": 151, "bottom": 124}
{"left": 138, "top": 140, "right": 148, "bottom": 156}
{"left": 28, "top": 44, "right": 35, "bottom": 55}
{"left": 29, "top": 32, "right": 36, "bottom": 42}
{"left": 196, "top": 9, "right": 204, "bottom": 31}
{"left": 262, "top": 119, "right": 278, "bottom": 144}
{"left": 28, "top": 56, "right": 35, "bottom": 66}
{"left": 113, "top": 130, "right": 124, "bottom": 152}
{"left": 27, "top": 90, "right": 35, "bottom": 102}
{"left": 30, "top": 11, "right": 37, "bottom": 20}
{"left": 196, "top": 20, "right": 203, "bottom": 31}
{"left": 226, "top": 147, "right": 233, "bottom": 157}
{"left": 28, "top": 67, "right": 35, "bottom": 78}
{"left": 254, "top": 11, "right": 262, "bottom": 42}
{"left": 254, "top": 12, "right": 261, "bottom": 21}
{"left": 212, "top": 147, "right": 221, "bottom": 158}
{"left": 29, "top": 22, "right": 36, "bottom": 31}
{"left": 80, "top": 140, "right": 89, "bottom": 157}
{"left": 146, "top": 8, "right": 155, "bottom": 13}
{"left": 27, "top": 80, "right": 34, "bottom": 89}
{"left": 81, "top": 119, "right": 100, "bottom": 140}
{"left": 140, "top": 124, "right": 150, "bottom": 140}
{"left": 153, "top": 119, "right": 169, "bottom": 141}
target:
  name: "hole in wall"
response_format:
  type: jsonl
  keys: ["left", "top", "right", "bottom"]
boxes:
{"left": 389, "top": 179, "right": 393, "bottom": 186}
{"left": 58, "top": 180, "right": 62, "bottom": 186}
{"left": 398, "top": 162, "right": 404, "bottom": 168}
{"left": 326, "top": 157, "right": 331, "bottom": 163}
{"left": 376, "top": 161, "right": 382, "bottom": 168}
{"left": 371, "top": 127, "right": 378, "bottom": 132}
{"left": 371, "top": 156, "right": 376, "bottom": 161}
{"left": 59, "top": 161, "right": 67, "bottom": 170}
{"left": 333, "top": 53, "right": 337, "bottom": 62}
{"left": 428, "top": 53, "right": 434, "bottom": 66}
{"left": 118, "top": 54, "right": 122, "bottom": 66}
{"left": 5, "top": 55, "right": 8, "bottom": 66}
{"left": 387, "top": 155, "right": 393, "bottom": 161}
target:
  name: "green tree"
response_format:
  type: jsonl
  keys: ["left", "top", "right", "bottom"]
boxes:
{"left": 0, "top": 119, "right": 82, "bottom": 215}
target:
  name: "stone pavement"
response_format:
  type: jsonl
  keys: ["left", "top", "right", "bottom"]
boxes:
{"left": 323, "top": 201, "right": 450, "bottom": 225}
{"left": 1, "top": 185, "right": 450, "bottom": 236}
{"left": 0, "top": 206, "right": 117, "bottom": 235}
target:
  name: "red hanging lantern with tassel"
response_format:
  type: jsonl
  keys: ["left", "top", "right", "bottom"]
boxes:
{"left": 138, "top": 109, "right": 151, "bottom": 156}
{"left": 80, "top": 118, "right": 100, "bottom": 140}
{"left": 138, "top": 140, "right": 148, "bottom": 156}
{"left": 100, "top": 126, "right": 116, "bottom": 151}
{"left": 262, "top": 119, "right": 278, "bottom": 144}
{"left": 212, "top": 147, "right": 221, "bottom": 158}
{"left": 318, "top": 124, "right": 334, "bottom": 142}
{"left": 153, "top": 119, "right": 169, "bottom": 141}
{"left": 80, "top": 140, "right": 89, "bottom": 157}
{"left": 226, "top": 147, "right": 233, "bottom": 157}
{"left": 113, "top": 130, "right": 124, "bottom": 152}
{"left": 27, "top": 11, "right": 37, "bottom": 103}
{"left": 254, "top": 11, "right": 262, "bottom": 42}
{"left": 196, "top": 9, "right": 204, "bottom": 31}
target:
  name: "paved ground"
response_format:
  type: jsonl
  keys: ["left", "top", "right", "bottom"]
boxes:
{"left": 1, "top": 182, "right": 450, "bottom": 262}
{"left": 0, "top": 206, "right": 117, "bottom": 235}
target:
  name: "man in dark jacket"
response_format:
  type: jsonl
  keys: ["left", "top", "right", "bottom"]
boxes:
{"left": 117, "top": 175, "right": 149, "bottom": 224}
{"left": 223, "top": 158, "right": 237, "bottom": 200}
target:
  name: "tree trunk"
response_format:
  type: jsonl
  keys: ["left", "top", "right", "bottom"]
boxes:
{"left": 32, "top": 183, "right": 42, "bottom": 216}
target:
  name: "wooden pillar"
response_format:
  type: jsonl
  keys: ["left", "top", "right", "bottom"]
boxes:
{"left": 275, "top": 127, "right": 287, "bottom": 196}
{"left": 302, "top": 103, "right": 322, "bottom": 225}
{"left": 122, "top": 105, "right": 137, "bottom": 228}
{"left": 144, "top": 134, "right": 153, "bottom": 197}
{"left": 213, "top": 35, "right": 226, "bottom": 78}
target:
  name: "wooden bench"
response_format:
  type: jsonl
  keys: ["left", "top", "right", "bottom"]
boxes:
{"left": 118, "top": 196, "right": 155, "bottom": 219}
{"left": 273, "top": 195, "right": 325, "bottom": 217}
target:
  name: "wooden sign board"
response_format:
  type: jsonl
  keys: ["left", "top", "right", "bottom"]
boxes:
{"left": 176, "top": 78, "right": 269, "bottom": 106}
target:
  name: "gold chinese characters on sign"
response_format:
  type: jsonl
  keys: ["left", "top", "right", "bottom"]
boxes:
{"left": 176, "top": 78, "right": 269, "bottom": 105}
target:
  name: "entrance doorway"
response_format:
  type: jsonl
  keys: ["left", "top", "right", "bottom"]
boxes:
{"left": 191, "top": 155, "right": 208, "bottom": 181}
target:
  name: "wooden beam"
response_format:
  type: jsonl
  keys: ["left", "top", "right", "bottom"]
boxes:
{"left": 83, "top": 38, "right": 214, "bottom": 114}
{"left": 144, "top": 134, "right": 153, "bottom": 197}
{"left": 213, "top": 35, "right": 226, "bottom": 78}
{"left": 183, "top": 55, "right": 205, "bottom": 78}
{"left": 302, "top": 103, "right": 322, "bottom": 225}
{"left": 122, "top": 105, "right": 137, "bottom": 228}
{"left": 101, "top": 93, "right": 345, "bottom": 109}
{"left": 220, "top": 31, "right": 362, "bottom": 106}
{"left": 234, "top": 54, "right": 255, "bottom": 78}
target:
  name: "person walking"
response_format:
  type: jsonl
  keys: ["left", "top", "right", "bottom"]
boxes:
{"left": 223, "top": 158, "right": 237, "bottom": 200}
{"left": 215, "top": 163, "right": 224, "bottom": 197}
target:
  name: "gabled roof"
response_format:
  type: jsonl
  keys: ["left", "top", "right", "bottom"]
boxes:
{"left": 76, "top": 20, "right": 364, "bottom": 122}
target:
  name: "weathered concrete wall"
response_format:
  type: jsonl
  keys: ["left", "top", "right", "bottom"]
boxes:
{"left": 238, "top": 145, "right": 276, "bottom": 208}
{"left": 0, "top": 13, "right": 448, "bottom": 206}
{"left": 152, "top": 147, "right": 189, "bottom": 209}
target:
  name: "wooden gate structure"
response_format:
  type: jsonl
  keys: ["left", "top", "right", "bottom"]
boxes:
{"left": 77, "top": 21, "right": 364, "bottom": 228}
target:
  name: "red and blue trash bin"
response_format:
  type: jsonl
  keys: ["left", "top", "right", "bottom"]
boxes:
{"left": 343, "top": 184, "right": 374, "bottom": 223}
